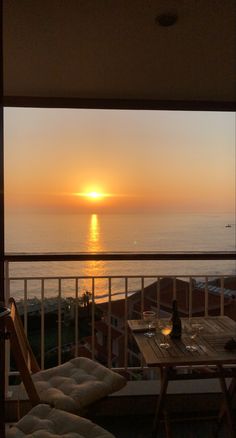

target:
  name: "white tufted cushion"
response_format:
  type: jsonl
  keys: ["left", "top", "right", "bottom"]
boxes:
{"left": 6, "top": 404, "right": 116, "bottom": 437}
{"left": 30, "top": 357, "right": 126, "bottom": 413}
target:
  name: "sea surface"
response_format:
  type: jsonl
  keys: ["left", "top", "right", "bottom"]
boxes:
{"left": 4, "top": 212, "right": 236, "bottom": 300}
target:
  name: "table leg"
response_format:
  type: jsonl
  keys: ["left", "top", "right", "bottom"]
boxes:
{"left": 216, "top": 365, "right": 235, "bottom": 438}
{"left": 152, "top": 367, "right": 170, "bottom": 438}
{"left": 164, "top": 409, "right": 173, "bottom": 438}
{"left": 217, "top": 377, "right": 236, "bottom": 427}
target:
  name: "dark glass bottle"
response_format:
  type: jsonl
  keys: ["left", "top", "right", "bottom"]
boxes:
{"left": 170, "top": 299, "right": 182, "bottom": 339}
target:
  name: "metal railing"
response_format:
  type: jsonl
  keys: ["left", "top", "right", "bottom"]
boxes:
{"left": 4, "top": 251, "right": 235, "bottom": 377}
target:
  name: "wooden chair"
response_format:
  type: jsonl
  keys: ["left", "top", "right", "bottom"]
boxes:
{"left": 5, "top": 297, "right": 126, "bottom": 413}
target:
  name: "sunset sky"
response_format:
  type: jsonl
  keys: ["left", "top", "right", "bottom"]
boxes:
{"left": 4, "top": 108, "right": 235, "bottom": 215}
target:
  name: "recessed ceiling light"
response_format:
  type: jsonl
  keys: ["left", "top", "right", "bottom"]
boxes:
{"left": 156, "top": 12, "right": 178, "bottom": 27}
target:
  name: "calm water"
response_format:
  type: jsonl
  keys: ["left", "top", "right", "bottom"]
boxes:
{"left": 4, "top": 212, "right": 236, "bottom": 299}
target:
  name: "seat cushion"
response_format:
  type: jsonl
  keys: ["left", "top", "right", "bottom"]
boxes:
{"left": 6, "top": 404, "right": 115, "bottom": 437}
{"left": 31, "top": 357, "right": 126, "bottom": 413}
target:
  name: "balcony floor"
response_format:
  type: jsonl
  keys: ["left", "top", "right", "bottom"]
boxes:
{"left": 95, "top": 414, "right": 229, "bottom": 437}
{"left": 6, "top": 384, "right": 234, "bottom": 437}
{"left": 5, "top": 415, "right": 231, "bottom": 438}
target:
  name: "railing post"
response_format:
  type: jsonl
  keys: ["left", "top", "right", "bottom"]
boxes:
{"left": 108, "top": 278, "right": 112, "bottom": 368}
{"left": 41, "top": 279, "right": 45, "bottom": 369}
{"left": 220, "top": 277, "right": 224, "bottom": 316}
{"left": 205, "top": 276, "right": 209, "bottom": 317}
{"left": 157, "top": 277, "right": 160, "bottom": 318}
{"left": 124, "top": 277, "right": 128, "bottom": 370}
{"left": 58, "top": 279, "right": 62, "bottom": 365}
{"left": 75, "top": 278, "right": 79, "bottom": 357}
{"left": 91, "top": 277, "right": 95, "bottom": 361}
{"left": 23, "top": 279, "right": 28, "bottom": 334}
{"left": 141, "top": 277, "right": 144, "bottom": 314}
{"left": 189, "top": 277, "right": 193, "bottom": 318}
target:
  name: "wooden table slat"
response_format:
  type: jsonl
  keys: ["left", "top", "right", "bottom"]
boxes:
{"left": 128, "top": 316, "right": 236, "bottom": 367}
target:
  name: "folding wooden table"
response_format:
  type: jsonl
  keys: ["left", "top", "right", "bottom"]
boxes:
{"left": 128, "top": 316, "right": 236, "bottom": 438}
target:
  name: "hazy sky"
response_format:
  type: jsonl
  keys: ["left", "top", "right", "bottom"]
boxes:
{"left": 4, "top": 108, "right": 235, "bottom": 214}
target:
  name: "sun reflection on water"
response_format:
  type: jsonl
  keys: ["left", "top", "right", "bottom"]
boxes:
{"left": 89, "top": 214, "right": 100, "bottom": 247}
{"left": 85, "top": 215, "right": 105, "bottom": 295}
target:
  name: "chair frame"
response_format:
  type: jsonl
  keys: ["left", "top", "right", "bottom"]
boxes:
{"left": 5, "top": 297, "right": 40, "bottom": 406}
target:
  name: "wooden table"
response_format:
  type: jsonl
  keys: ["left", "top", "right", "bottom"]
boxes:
{"left": 128, "top": 316, "right": 236, "bottom": 438}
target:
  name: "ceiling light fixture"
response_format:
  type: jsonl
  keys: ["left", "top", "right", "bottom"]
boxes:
{"left": 156, "top": 12, "right": 178, "bottom": 27}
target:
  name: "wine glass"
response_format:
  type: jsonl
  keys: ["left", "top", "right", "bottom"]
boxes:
{"left": 185, "top": 320, "right": 203, "bottom": 351}
{"left": 142, "top": 310, "right": 156, "bottom": 337}
{"left": 159, "top": 320, "right": 172, "bottom": 349}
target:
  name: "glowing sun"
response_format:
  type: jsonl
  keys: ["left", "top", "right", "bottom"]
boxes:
{"left": 76, "top": 190, "right": 110, "bottom": 201}
{"left": 87, "top": 191, "right": 104, "bottom": 200}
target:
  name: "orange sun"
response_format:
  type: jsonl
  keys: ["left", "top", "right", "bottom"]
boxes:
{"left": 86, "top": 191, "right": 104, "bottom": 200}
{"left": 76, "top": 190, "right": 110, "bottom": 201}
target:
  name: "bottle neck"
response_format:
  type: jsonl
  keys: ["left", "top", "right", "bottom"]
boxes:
{"left": 172, "top": 300, "right": 178, "bottom": 312}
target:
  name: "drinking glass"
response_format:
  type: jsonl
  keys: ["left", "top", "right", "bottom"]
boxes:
{"left": 142, "top": 310, "right": 156, "bottom": 337}
{"left": 159, "top": 320, "right": 172, "bottom": 349}
{"left": 185, "top": 320, "right": 203, "bottom": 351}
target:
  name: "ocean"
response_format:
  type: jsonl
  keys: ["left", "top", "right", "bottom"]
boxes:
{"left": 4, "top": 212, "right": 236, "bottom": 300}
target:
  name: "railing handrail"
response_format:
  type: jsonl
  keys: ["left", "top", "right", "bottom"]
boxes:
{"left": 4, "top": 250, "right": 236, "bottom": 262}
{"left": 5, "top": 274, "right": 236, "bottom": 281}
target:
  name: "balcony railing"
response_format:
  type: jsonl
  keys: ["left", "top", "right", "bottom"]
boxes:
{"left": 4, "top": 251, "right": 236, "bottom": 380}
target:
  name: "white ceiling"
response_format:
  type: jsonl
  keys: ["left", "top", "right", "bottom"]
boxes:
{"left": 3, "top": 0, "right": 236, "bottom": 108}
